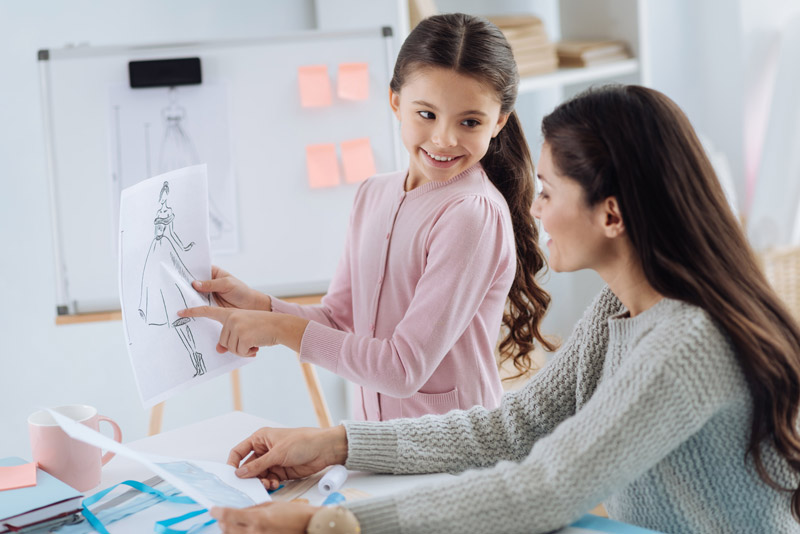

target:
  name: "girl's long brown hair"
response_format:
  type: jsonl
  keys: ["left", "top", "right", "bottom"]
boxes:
{"left": 542, "top": 84, "right": 800, "bottom": 519}
{"left": 391, "top": 13, "right": 555, "bottom": 376}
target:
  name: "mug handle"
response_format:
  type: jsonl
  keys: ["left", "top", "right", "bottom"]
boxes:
{"left": 97, "top": 415, "right": 123, "bottom": 465}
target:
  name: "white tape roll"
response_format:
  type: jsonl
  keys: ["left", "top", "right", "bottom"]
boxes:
{"left": 318, "top": 465, "right": 348, "bottom": 495}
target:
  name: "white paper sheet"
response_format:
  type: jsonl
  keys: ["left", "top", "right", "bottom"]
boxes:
{"left": 118, "top": 165, "right": 251, "bottom": 407}
{"left": 46, "top": 409, "right": 270, "bottom": 509}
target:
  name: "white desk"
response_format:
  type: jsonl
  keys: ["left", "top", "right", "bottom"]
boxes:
{"left": 88, "top": 411, "right": 647, "bottom": 534}
{"left": 99, "top": 411, "right": 273, "bottom": 490}
{"left": 93, "top": 411, "right": 453, "bottom": 533}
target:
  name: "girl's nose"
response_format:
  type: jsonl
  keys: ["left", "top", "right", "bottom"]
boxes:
{"left": 431, "top": 124, "right": 457, "bottom": 148}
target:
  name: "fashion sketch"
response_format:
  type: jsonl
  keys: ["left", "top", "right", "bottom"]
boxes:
{"left": 138, "top": 180, "right": 209, "bottom": 377}
{"left": 157, "top": 87, "right": 232, "bottom": 241}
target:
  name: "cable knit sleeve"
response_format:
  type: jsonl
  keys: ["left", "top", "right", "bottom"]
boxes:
{"left": 343, "top": 299, "right": 742, "bottom": 534}
{"left": 298, "top": 195, "right": 514, "bottom": 397}
{"left": 343, "top": 287, "right": 621, "bottom": 474}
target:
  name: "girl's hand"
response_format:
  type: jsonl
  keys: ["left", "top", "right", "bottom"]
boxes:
{"left": 192, "top": 265, "right": 271, "bottom": 311}
{"left": 176, "top": 307, "right": 308, "bottom": 355}
{"left": 210, "top": 502, "right": 319, "bottom": 534}
{"left": 228, "top": 426, "right": 348, "bottom": 490}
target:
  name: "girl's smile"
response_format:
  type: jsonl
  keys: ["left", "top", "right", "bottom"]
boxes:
{"left": 420, "top": 148, "right": 464, "bottom": 168}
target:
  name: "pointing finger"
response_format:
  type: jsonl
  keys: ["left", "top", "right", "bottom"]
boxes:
{"left": 178, "top": 305, "right": 230, "bottom": 322}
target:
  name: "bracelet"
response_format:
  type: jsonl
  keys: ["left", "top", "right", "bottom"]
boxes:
{"left": 306, "top": 506, "right": 361, "bottom": 534}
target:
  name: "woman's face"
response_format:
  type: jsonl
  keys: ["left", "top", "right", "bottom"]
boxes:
{"left": 531, "top": 143, "right": 611, "bottom": 273}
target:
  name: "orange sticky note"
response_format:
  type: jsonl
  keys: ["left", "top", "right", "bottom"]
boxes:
{"left": 298, "top": 65, "right": 332, "bottom": 108}
{"left": 341, "top": 137, "right": 376, "bottom": 184}
{"left": 306, "top": 143, "right": 340, "bottom": 188}
{"left": 337, "top": 62, "right": 369, "bottom": 101}
{"left": 0, "top": 461, "right": 37, "bottom": 491}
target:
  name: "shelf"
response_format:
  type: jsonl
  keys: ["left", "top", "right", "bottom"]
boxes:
{"left": 518, "top": 58, "right": 639, "bottom": 93}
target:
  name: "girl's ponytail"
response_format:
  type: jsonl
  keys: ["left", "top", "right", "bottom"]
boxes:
{"left": 482, "top": 112, "right": 555, "bottom": 376}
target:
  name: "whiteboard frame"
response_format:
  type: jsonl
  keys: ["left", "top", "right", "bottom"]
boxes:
{"left": 38, "top": 26, "right": 401, "bottom": 316}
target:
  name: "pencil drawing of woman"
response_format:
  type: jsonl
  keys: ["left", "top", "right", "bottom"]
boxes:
{"left": 138, "top": 180, "right": 207, "bottom": 377}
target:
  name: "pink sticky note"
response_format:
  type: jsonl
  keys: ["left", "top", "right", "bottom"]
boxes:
{"left": 341, "top": 137, "right": 376, "bottom": 184}
{"left": 337, "top": 62, "right": 369, "bottom": 101}
{"left": 306, "top": 143, "right": 340, "bottom": 188}
{"left": 0, "top": 461, "right": 37, "bottom": 491}
{"left": 298, "top": 65, "right": 332, "bottom": 108}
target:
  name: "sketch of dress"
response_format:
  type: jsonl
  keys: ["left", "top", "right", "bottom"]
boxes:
{"left": 157, "top": 87, "right": 231, "bottom": 241}
{"left": 138, "top": 181, "right": 208, "bottom": 377}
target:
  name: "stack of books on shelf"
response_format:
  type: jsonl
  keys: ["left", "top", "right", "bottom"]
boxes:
{"left": 488, "top": 15, "right": 558, "bottom": 77}
{"left": 556, "top": 40, "right": 631, "bottom": 68}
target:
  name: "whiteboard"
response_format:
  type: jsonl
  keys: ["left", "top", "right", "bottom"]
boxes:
{"left": 39, "top": 27, "right": 400, "bottom": 315}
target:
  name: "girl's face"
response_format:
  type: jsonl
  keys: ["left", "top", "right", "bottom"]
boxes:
{"left": 531, "top": 143, "right": 611, "bottom": 273}
{"left": 390, "top": 67, "right": 508, "bottom": 189}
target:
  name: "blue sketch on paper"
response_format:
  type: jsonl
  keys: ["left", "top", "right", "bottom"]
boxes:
{"left": 138, "top": 180, "right": 209, "bottom": 378}
{"left": 157, "top": 461, "right": 255, "bottom": 508}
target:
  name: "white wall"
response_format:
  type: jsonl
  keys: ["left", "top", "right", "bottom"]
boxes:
{"left": 0, "top": 0, "right": 359, "bottom": 460}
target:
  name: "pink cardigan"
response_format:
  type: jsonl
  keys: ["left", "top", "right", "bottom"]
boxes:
{"left": 271, "top": 164, "right": 515, "bottom": 420}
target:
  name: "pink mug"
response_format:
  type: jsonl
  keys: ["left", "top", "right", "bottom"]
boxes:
{"left": 28, "top": 404, "right": 122, "bottom": 491}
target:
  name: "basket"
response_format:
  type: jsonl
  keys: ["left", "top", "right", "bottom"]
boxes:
{"left": 760, "top": 246, "right": 800, "bottom": 321}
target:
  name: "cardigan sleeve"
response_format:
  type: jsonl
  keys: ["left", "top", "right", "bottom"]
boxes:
{"left": 297, "top": 195, "right": 515, "bottom": 397}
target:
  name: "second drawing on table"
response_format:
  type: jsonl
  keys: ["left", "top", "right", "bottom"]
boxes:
{"left": 138, "top": 180, "right": 209, "bottom": 378}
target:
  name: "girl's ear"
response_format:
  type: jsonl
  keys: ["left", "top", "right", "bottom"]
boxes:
{"left": 492, "top": 113, "right": 510, "bottom": 138}
{"left": 599, "top": 196, "right": 625, "bottom": 238}
{"left": 389, "top": 89, "right": 401, "bottom": 121}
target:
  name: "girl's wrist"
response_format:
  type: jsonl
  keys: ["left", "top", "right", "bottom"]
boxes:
{"left": 256, "top": 292, "right": 272, "bottom": 312}
{"left": 274, "top": 314, "right": 308, "bottom": 352}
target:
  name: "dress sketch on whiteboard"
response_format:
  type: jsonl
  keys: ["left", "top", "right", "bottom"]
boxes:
{"left": 158, "top": 87, "right": 231, "bottom": 241}
{"left": 138, "top": 180, "right": 208, "bottom": 378}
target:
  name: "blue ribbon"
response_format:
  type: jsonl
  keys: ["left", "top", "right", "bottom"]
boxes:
{"left": 81, "top": 479, "right": 213, "bottom": 534}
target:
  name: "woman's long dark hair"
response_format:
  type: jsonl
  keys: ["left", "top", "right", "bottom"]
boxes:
{"left": 542, "top": 84, "right": 800, "bottom": 518}
{"left": 390, "top": 13, "right": 555, "bottom": 376}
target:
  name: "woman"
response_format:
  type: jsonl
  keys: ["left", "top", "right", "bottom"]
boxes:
{"left": 209, "top": 85, "right": 800, "bottom": 533}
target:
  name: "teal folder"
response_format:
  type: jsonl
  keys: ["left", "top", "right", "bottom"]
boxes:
{"left": 0, "top": 457, "right": 82, "bottom": 521}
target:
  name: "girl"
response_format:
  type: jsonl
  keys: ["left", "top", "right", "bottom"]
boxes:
{"left": 208, "top": 85, "right": 800, "bottom": 533}
{"left": 180, "top": 14, "right": 553, "bottom": 420}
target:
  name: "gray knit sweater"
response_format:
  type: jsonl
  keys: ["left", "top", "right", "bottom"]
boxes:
{"left": 341, "top": 287, "right": 798, "bottom": 533}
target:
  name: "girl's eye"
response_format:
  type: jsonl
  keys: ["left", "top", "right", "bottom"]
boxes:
{"left": 418, "top": 111, "right": 435, "bottom": 120}
{"left": 461, "top": 119, "right": 480, "bottom": 128}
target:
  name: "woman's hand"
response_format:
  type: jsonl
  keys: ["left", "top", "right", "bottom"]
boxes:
{"left": 228, "top": 426, "right": 348, "bottom": 490}
{"left": 192, "top": 265, "right": 271, "bottom": 311}
{"left": 210, "top": 502, "right": 319, "bottom": 534}
{"left": 176, "top": 308, "right": 308, "bottom": 355}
